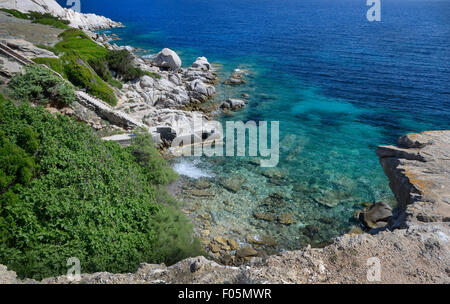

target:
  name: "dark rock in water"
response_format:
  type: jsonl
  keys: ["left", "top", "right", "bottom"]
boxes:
{"left": 262, "top": 192, "right": 286, "bottom": 207}
{"left": 260, "top": 168, "right": 287, "bottom": 179}
{"left": 187, "top": 189, "right": 215, "bottom": 197}
{"left": 301, "top": 225, "right": 320, "bottom": 239}
{"left": 219, "top": 177, "right": 244, "bottom": 193}
{"left": 192, "top": 178, "right": 212, "bottom": 190}
{"left": 278, "top": 213, "right": 295, "bottom": 225}
{"left": 356, "top": 202, "right": 392, "bottom": 229}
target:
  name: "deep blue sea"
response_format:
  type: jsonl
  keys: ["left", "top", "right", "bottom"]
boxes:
{"left": 59, "top": 0, "right": 450, "bottom": 249}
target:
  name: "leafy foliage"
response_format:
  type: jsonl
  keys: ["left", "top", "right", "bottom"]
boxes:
{"left": 106, "top": 50, "right": 145, "bottom": 82}
{"left": 8, "top": 65, "right": 76, "bottom": 107}
{"left": 0, "top": 96, "right": 203, "bottom": 280}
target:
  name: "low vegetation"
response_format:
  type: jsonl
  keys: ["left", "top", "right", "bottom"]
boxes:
{"left": 7, "top": 65, "right": 76, "bottom": 107}
{"left": 0, "top": 94, "right": 203, "bottom": 280}
{"left": 0, "top": 9, "right": 70, "bottom": 29}
{"left": 34, "top": 29, "right": 160, "bottom": 105}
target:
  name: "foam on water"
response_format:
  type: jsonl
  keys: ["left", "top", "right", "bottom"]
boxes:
{"left": 173, "top": 159, "right": 214, "bottom": 179}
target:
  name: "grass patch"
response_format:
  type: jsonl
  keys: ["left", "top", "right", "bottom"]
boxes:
{"left": 0, "top": 8, "right": 29, "bottom": 19}
{"left": 32, "top": 57, "right": 65, "bottom": 75}
{"left": 0, "top": 9, "right": 70, "bottom": 29}
{"left": 55, "top": 29, "right": 109, "bottom": 62}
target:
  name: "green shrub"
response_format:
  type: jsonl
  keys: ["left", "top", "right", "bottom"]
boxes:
{"left": 0, "top": 98, "right": 203, "bottom": 280}
{"left": 8, "top": 65, "right": 76, "bottom": 107}
{"left": 88, "top": 57, "right": 110, "bottom": 81}
{"left": 128, "top": 134, "right": 178, "bottom": 185}
{"left": 64, "top": 61, "right": 117, "bottom": 106}
{"left": 106, "top": 50, "right": 146, "bottom": 82}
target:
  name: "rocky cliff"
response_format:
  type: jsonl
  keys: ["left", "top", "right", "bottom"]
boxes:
{"left": 377, "top": 131, "right": 450, "bottom": 227}
{"left": 0, "top": 0, "right": 122, "bottom": 29}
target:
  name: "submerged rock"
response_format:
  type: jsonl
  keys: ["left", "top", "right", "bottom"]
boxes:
{"left": 220, "top": 98, "right": 246, "bottom": 111}
{"left": 219, "top": 177, "right": 245, "bottom": 193}
{"left": 278, "top": 213, "right": 295, "bottom": 225}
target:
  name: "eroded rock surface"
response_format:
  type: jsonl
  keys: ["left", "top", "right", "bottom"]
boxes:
{"left": 377, "top": 131, "right": 450, "bottom": 226}
{"left": 2, "top": 222, "right": 448, "bottom": 284}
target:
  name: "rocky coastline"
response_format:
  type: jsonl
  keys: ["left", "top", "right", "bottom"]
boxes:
{"left": 0, "top": 0, "right": 122, "bottom": 30}
{"left": 0, "top": 2, "right": 448, "bottom": 284}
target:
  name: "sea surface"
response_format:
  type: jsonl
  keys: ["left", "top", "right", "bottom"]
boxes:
{"left": 60, "top": 0, "right": 450, "bottom": 250}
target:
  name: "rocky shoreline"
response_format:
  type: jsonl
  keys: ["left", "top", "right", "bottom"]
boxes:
{"left": 0, "top": 2, "right": 448, "bottom": 284}
{"left": 0, "top": 0, "right": 122, "bottom": 30}
{"left": 1, "top": 130, "right": 448, "bottom": 283}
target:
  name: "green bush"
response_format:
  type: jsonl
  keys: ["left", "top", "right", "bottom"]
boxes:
{"left": 106, "top": 50, "right": 147, "bottom": 82}
{"left": 0, "top": 97, "right": 203, "bottom": 280}
{"left": 8, "top": 65, "right": 76, "bottom": 107}
{"left": 64, "top": 61, "right": 117, "bottom": 106}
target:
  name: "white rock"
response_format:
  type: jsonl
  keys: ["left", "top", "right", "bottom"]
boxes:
{"left": 190, "top": 79, "right": 208, "bottom": 95}
{"left": 154, "top": 48, "right": 182, "bottom": 71}
{"left": 140, "top": 75, "right": 155, "bottom": 88}
{"left": 221, "top": 98, "right": 245, "bottom": 110}
{"left": 0, "top": 0, "right": 122, "bottom": 30}
{"left": 192, "top": 57, "right": 211, "bottom": 71}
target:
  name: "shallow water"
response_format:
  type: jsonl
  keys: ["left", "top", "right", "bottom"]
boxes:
{"left": 72, "top": 0, "right": 450, "bottom": 249}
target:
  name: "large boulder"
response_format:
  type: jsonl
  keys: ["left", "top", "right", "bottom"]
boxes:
{"left": 154, "top": 48, "right": 182, "bottom": 71}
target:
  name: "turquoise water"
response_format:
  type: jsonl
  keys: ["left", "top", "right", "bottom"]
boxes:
{"left": 68, "top": 0, "right": 450, "bottom": 249}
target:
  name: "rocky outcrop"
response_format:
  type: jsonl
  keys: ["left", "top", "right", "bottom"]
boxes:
{"left": 154, "top": 48, "right": 182, "bottom": 71}
{"left": 2, "top": 222, "right": 448, "bottom": 284}
{"left": 377, "top": 131, "right": 450, "bottom": 226}
{"left": 0, "top": 0, "right": 122, "bottom": 30}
